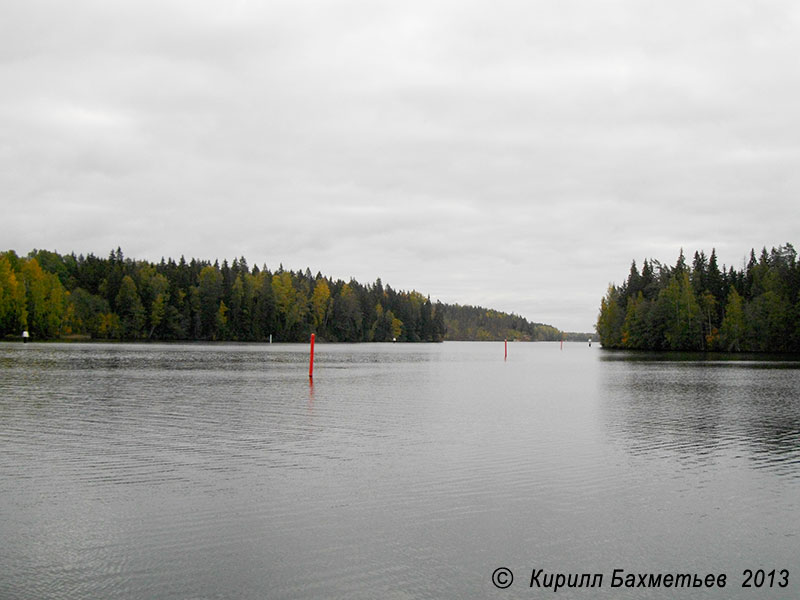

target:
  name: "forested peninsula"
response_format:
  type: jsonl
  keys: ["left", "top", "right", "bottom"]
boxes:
{"left": 0, "top": 249, "right": 562, "bottom": 343}
{"left": 597, "top": 243, "right": 800, "bottom": 352}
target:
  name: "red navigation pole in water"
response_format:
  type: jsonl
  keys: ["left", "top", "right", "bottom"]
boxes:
{"left": 504, "top": 338, "right": 507, "bottom": 360}
{"left": 309, "top": 333, "right": 315, "bottom": 380}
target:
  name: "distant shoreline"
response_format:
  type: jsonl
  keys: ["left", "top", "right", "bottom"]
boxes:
{"left": 1, "top": 248, "right": 571, "bottom": 345}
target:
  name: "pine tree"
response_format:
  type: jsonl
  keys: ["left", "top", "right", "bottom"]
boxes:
{"left": 719, "top": 288, "right": 745, "bottom": 351}
{"left": 115, "top": 275, "right": 144, "bottom": 339}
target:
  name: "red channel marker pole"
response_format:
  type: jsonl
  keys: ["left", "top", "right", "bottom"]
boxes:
{"left": 504, "top": 338, "right": 507, "bottom": 360}
{"left": 309, "top": 333, "right": 315, "bottom": 380}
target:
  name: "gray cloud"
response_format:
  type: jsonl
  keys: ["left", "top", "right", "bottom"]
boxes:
{"left": 3, "top": 0, "right": 799, "bottom": 331}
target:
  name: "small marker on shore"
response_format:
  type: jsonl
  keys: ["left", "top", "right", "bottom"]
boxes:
{"left": 309, "top": 333, "right": 315, "bottom": 380}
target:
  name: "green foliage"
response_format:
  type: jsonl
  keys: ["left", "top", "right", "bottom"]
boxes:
{"left": 64, "top": 287, "right": 111, "bottom": 337}
{"left": 0, "top": 253, "right": 27, "bottom": 336}
{"left": 658, "top": 271, "right": 703, "bottom": 350}
{"left": 331, "top": 283, "right": 362, "bottom": 342}
{"left": 310, "top": 280, "right": 332, "bottom": 332}
{"left": 598, "top": 243, "right": 800, "bottom": 352}
{"left": 116, "top": 275, "right": 145, "bottom": 339}
{"left": 597, "top": 286, "right": 623, "bottom": 348}
{"left": 272, "top": 271, "right": 306, "bottom": 340}
{"left": 198, "top": 265, "right": 223, "bottom": 339}
{"left": 252, "top": 271, "right": 277, "bottom": 340}
{"left": 1, "top": 248, "right": 558, "bottom": 344}
{"left": 717, "top": 288, "right": 745, "bottom": 351}
{"left": 442, "top": 304, "right": 561, "bottom": 341}
{"left": 21, "top": 258, "right": 64, "bottom": 338}
{"left": 369, "top": 303, "right": 394, "bottom": 342}
{"left": 621, "top": 292, "right": 648, "bottom": 348}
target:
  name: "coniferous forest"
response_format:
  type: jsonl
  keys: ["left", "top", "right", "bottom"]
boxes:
{"left": 597, "top": 243, "right": 800, "bottom": 352}
{"left": 0, "top": 248, "right": 563, "bottom": 343}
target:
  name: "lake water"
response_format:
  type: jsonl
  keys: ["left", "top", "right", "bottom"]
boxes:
{"left": 1, "top": 342, "right": 798, "bottom": 599}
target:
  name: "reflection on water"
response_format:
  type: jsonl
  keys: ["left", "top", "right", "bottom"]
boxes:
{"left": 1, "top": 342, "right": 799, "bottom": 599}
{"left": 599, "top": 351, "right": 800, "bottom": 477}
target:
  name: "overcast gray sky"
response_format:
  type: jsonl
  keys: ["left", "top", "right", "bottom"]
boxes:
{"left": 3, "top": 0, "right": 799, "bottom": 332}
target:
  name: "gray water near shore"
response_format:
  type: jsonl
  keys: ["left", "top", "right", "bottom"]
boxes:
{"left": 1, "top": 342, "right": 798, "bottom": 599}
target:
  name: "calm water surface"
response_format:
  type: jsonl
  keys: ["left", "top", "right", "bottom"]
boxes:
{"left": 1, "top": 342, "right": 798, "bottom": 599}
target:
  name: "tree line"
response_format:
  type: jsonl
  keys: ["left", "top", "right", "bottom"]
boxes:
{"left": 596, "top": 243, "right": 800, "bottom": 352}
{"left": 0, "top": 248, "right": 562, "bottom": 343}
{"left": 443, "top": 304, "right": 561, "bottom": 341}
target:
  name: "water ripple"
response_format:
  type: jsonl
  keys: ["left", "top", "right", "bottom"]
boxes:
{"left": 1, "top": 343, "right": 798, "bottom": 599}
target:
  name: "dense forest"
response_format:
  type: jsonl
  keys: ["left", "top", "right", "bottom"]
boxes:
{"left": 0, "top": 248, "right": 564, "bottom": 343}
{"left": 597, "top": 243, "right": 800, "bottom": 352}
{"left": 441, "top": 304, "right": 561, "bottom": 341}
